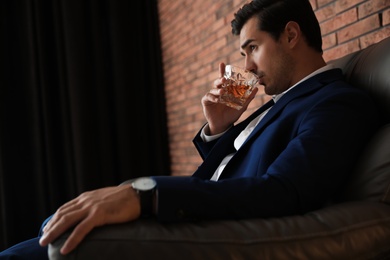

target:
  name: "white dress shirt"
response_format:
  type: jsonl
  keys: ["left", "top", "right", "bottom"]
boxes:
{"left": 201, "top": 64, "right": 334, "bottom": 181}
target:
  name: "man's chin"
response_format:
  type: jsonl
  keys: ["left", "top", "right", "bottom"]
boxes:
{"left": 263, "top": 86, "right": 275, "bottom": 96}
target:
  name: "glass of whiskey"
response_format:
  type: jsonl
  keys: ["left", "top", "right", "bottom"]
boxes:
{"left": 219, "top": 65, "right": 259, "bottom": 110}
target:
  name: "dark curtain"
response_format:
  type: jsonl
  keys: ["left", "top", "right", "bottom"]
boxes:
{"left": 0, "top": 0, "right": 170, "bottom": 250}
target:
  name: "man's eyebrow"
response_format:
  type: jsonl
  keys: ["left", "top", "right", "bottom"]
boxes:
{"left": 240, "top": 39, "right": 255, "bottom": 56}
{"left": 241, "top": 39, "right": 255, "bottom": 50}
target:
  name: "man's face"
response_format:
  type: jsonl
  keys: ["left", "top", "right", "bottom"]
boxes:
{"left": 239, "top": 16, "right": 295, "bottom": 95}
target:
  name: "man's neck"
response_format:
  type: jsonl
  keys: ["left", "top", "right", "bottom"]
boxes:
{"left": 272, "top": 63, "right": 334, "bottom": 103}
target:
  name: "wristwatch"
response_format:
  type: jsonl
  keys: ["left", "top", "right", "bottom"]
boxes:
{"left": 131, "top": 177, "right": 157, "bottom": 217}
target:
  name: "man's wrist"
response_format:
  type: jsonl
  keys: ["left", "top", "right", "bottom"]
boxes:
{"left": 130, "top": 177, "right": 157, "bottom": 217}
{"left": 201, "top": 123, "right": 231, "bottom": 142}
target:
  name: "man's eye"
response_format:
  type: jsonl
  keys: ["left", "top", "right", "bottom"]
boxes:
{"left": 250, "top": 45, "right": 256, "bottom": 52}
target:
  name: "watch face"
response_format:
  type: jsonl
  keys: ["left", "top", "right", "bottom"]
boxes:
{"left": 132, "top": 177, "right": 156, "bottom": 191}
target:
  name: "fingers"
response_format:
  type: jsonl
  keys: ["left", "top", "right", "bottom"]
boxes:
{"left": 39, "top": 186, "right": 141, "bottom": 255}
{"left": 58, "top": 214, "right": 97, "bottom": 255}
{"left": 40, "top": 208, "right": 100, "bottom": 255}
{"left": 203, "top": 73, "right": 225, "bottom": 104}
{"left": 201, "top": 88, "right": 222, "bottom": 105}
{"left": 42, "top": 195, "right": 86, "bottom": 234}
{"left": 39, "top": 192, "right": 94, "bottom": 247}
{"left": 211, "top": 63, "right": 226, "bottom": 90}
{"left": 219, "top": 62, "right": 226, "bottom": 78}
{"left": 39, "top": 206, "right": 87, "bottom": 245}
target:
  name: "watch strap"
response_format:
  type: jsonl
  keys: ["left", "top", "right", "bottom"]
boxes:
{"left": 137, "top": 188, "right": 155, "bottom": 217}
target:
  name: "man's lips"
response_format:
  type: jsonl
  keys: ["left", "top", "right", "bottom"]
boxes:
{"left": 257, "top": 76, "right": 264, "bottom": 86}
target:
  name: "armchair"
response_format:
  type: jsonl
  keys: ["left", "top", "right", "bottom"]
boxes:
{"left": 49, "top": 36, "right": 390, "bottom": 260}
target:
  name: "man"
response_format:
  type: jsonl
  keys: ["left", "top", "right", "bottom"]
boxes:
{"left": 0, "top": 0, "right": 379, "bottom": 258}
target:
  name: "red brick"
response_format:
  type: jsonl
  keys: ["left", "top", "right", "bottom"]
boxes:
{"left": 337, "top": 14, "right": 380, "bottom": 43}
{"left": 323, "top": 39, "right": 360, "bottom": 61}
{"left": 318, "top": 0, "right": 335, "bottom": 8}
{"left": 335, "top": 0, "right": 366, "bottom": 13}
{"left": 322, "top": 33, "right": 337, "bottom": 49}
{"left": 309, "top": 0, "right": 318, "bottom": 10}
{"left": 383, "top": 8, "right": 390, "bottom": 25}
{"left": 358, "top": 0, "right": 390, "bottom": 19}
{"left": 320, "top": 8, "right": 357, "bottom": 35}
{"left": 359, "top": 26, "right": 390, "bottom": 47}
{"left": 315, "top": 3, "right": 337, "bottom": 22}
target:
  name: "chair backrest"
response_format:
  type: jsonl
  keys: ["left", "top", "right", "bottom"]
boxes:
{"left": 330, "top": 37, "right": 390, "bottom": 204}
{"left": 331, "top": 37, "right": 390, "bottom": 123}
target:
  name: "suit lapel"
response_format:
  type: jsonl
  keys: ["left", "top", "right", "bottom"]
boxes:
{"left": 193, "top": 100, "right": 275, "bottom": 180}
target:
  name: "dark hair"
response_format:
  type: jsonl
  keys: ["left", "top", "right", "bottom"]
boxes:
{"left": 231, "top": 0, "right": 323, "bottom": 53}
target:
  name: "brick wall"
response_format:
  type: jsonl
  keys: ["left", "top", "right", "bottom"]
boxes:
{"left": 157, "top": 0, "right": 390, "bottom": 177}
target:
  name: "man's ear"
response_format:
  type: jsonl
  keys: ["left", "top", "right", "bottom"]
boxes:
{"left": 284, "top": 21, "right": 301, "bottom": 47}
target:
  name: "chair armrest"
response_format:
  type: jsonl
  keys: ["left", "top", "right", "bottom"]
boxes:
{"left": 49, "top": 201, "right": 390, "bottom": 260}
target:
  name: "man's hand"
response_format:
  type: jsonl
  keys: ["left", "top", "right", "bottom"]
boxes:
{"left": 39, "top": 184, "right": 140, "bottom": 255}
{"left": 201, "top": 62, "right": 258, "bottom": 135}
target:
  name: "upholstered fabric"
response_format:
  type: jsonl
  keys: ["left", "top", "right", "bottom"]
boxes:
{"left": 331, "top": 36, "right": 390, "bottom": 121}
{"left": 49, "top": 202, "right": 390, "bottom": 260}
{"left": 49, "top": 37, "right": 390, "bottom": 260}
{"left": 340, "top": 123, "right": 390, "bottom": 204}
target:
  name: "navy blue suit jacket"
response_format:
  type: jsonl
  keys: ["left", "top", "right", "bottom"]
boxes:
{"left": 153, "top": 68, "right": 379, "bottom": 222}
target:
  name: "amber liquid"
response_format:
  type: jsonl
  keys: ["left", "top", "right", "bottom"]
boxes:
{"left": 224, "top": 84, "right": 250, "bottom": 98}
{"left": 220, "top": 80, "right": 252, "bottom": 110}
